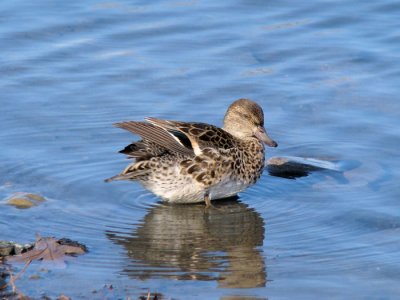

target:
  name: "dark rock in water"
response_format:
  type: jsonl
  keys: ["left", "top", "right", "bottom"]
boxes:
{"left": 266, "top": 156, "right": 356, "bottom": 179}
{"left": 57, "top": 238, "right": 88, "bottom": 254}
{"left": 0, "top": 242, "right": 14, "bottom": 257}
{"left": 0, "top": 267, "right": 7, "bottom": 288}
{"left": 0, "top": 241, "right": 34, "bottom": 257}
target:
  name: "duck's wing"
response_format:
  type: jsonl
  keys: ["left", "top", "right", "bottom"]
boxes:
{"left": 146, "top": 117, "right": 237, "bottom": 155}
{"left": 114, "top": 121, "right": 194, "bottom": 157}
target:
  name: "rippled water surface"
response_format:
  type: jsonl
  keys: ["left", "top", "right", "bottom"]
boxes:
{"left": 1, "top": 0, "right": 400, "bottom": 299}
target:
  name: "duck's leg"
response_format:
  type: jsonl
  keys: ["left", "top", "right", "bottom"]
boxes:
{"left": 204, "top": 192, "right": 213, "bottom": 208}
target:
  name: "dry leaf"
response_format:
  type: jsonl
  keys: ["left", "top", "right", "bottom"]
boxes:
{"left": 7, "top": 235, "right": 86, "bottom": 267}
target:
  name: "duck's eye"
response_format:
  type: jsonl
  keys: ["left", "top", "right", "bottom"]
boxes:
{"left": 239, "top": 112, "right": 251, "bottom": 119}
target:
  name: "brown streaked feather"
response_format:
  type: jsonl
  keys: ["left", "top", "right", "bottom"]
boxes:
{"left": 114, "top": 121, "right": 194, "bottom": 157}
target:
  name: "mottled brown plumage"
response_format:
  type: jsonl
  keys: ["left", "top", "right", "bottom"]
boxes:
{"left": 106, "top": 98, "right": 277, "bottom": 206}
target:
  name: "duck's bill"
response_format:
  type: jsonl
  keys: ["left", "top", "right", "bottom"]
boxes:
{"left": 255, "top": 126, "right": 278, "bottom": 147}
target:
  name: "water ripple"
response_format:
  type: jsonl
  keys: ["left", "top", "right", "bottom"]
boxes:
{"left": 1, "top": 0, "right": 400, "bottom": 298}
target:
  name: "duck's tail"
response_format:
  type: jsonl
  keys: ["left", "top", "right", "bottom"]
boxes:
{"left": 104, "top": 174, "right": 125, "bottom": 182}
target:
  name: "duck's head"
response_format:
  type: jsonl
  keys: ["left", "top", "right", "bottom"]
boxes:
{"left": 223, "top": 98, "right": 278, "bottom": 147}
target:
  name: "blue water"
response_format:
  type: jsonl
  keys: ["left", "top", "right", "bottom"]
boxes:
{"left": 1, "top": 0, "right": 400, "bottom": 299}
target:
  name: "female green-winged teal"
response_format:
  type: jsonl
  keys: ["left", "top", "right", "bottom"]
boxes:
{"left": 106, "top": 99, "right": 277, "bottom": 207}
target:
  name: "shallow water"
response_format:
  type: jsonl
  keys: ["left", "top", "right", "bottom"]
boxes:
{"left": 1, "top": 0, "right": 400, "bottom": 299}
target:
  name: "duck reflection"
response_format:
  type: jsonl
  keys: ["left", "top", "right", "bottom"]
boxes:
{"left": 107, "top": 198, "right": 267, "bottom": 288}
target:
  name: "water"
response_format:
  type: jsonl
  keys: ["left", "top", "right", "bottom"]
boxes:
{"left": 1, "top": 0, "right": 400, "bottom": 299}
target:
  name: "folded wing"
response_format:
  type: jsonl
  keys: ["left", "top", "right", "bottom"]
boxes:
{"left": 114, "top": 121, "right": 194, "bottom": 157}
{"left": 146, "top": 117, "right": 237, "bottom": 155}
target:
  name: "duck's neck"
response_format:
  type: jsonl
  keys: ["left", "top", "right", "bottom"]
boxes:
{"left": 223, "top": 126, "right": 253, "bottom": 141}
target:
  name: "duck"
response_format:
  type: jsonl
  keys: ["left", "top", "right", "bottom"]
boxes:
{"left": 106, "top": 98, "right": 277, "bottom": 207}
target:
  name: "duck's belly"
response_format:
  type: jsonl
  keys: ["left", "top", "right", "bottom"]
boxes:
{"left": 141, "top": 176, "right": 250, "bottom": 204}
{"left": 208, "top": 180, "right": 250, "bottom": 201}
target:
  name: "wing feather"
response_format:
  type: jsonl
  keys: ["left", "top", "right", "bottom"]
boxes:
{"left": 114, "top": 121, "right": 194, "bottom": 156}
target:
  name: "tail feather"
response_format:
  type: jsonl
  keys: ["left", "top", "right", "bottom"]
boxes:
{"left": 105, "top": 161, "right": 151, "bottom": 182}
{"left": 104, "top": 174, "right": 126, "bottom": 182}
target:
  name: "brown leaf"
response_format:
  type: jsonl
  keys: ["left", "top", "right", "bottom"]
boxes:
{"left": 6, "top": 235, "right": 86, "bottom": 267}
